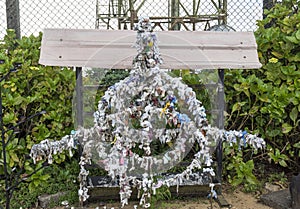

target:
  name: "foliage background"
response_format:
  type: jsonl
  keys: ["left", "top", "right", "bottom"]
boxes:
{"left": 0, "top": 31, "right": 76, "bottom": 208}
{"left": 223, "top": 0, "right": 300, "bottom": 190}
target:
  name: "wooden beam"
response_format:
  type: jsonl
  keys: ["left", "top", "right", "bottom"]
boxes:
{"left": 39, "top": 29, "right": 261, "bottom": 70}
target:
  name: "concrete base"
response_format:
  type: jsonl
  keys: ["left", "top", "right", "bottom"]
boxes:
{"left": 260, "top": 189, "right": 292, "bottom": 209}
{"left": 38, "top": 191, "right": 68, "bottom": 208}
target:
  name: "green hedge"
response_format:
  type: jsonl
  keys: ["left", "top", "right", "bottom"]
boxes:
{"left": 0, "top": 30, "right": 76, "bottom": 207}
{"left": 224, "top": 0, "right": 300, "bottom": 189}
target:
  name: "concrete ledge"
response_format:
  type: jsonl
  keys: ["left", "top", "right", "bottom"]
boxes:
{"left": 38, "top": 191, "right": 68, "bottom": 208}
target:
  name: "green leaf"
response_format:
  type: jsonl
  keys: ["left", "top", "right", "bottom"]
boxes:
{"left": 24, "top": 162, "right": 34, "bottom": 172}
{"left": 245, "top": 173, "right": 258, "bottom": 185}
{"left": 282, "top": 123, "right": 293, "bottom": 133}
{"left": 28, "top": 182, "right": 35, "bottom": 192}
{"left": 40, "top": 174, "right": 51, "bottom": 181}
{"left": 290, "top": 107, "right": 298, "bottom": 124}
{"left": 257, "top": 94, "right": 270, "bottom": 103}
{"left": 33, "top": 179, "right": 41, "bottom": 187}
{"left": 12, "top": 95, "right": 25, "bottom": 106}
{"left": 231, "top": 177, "right": 244, "bottom": 187}
{"left": 3, "top": 112, "right": 15, "bottom": 123}
{"left": 231, "top": 103, "right": 240, "bottom": 113}
{"left": 266, "top": 128, "right": 281, "bottom": 137}
{"left": 294, "top": 142, "right": 300, "bottom": 149}
{"left": 271, "top": 51, "right": 284, "bottom": 59}
{"left": 296, "top": 30, "right": 300, "bottom": 40}
{"left": 279, "top": 160, "right": 288, "bottom": 167}
{"left": 231, "top": 102, "right": 247, "bottom": 113}
{"left": 286, "top": 36, "right": 299, "bottom": 44}
{"left": 10, "top": 152, "right": 19, "bottom": 163}
{"left": 245, "top": 160, "right": 254, "bottom": 170}
{"left": 289, "top": 52, "right": 300, "bottom": 62}
{"left": 280, "top": 65, "right": 297, "bottom": 76}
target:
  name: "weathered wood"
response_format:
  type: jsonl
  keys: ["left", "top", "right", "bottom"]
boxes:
{"left": 216, "top": 195, "right": 231, "bottom": 208}
{"left": 88, "top": 184, "right": 211, "bottom": 201}
{"left": 39, "top": 29, "right": 261, "bottom": 70}
{"left": 87, "top": 182, "right": 231, "bottom": 208}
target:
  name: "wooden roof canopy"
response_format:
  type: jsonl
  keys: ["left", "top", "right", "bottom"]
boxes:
{"left": 39, "top": 29, "right": 261, "bottom": 70}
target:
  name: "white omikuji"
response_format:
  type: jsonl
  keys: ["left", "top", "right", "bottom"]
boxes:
{"left": 30, "top": 16, "right": 265, "bottom": 208}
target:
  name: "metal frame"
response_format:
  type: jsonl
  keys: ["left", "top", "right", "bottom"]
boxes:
{"left": 95, "top": 0, "right": 227, "bottom": 30}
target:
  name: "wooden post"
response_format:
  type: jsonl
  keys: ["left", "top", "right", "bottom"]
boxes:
{"left": 6, "top": 0, "right": 21, "bottom": 39}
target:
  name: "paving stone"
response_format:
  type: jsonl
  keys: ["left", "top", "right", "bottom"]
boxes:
{"left": 260, "top": 189, "right": 291, "bottom": 209}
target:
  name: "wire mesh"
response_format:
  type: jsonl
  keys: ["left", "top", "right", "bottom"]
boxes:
{"left": 227, "top": 0, "right": 263, "bottom": 31}
{"left": 1, "top": 0, "right": 275, "bottom": 39}
{"left": 20, "top": 0, "right": 96, "bottom": 35}
{"left": 0, "top": 1, "right": 6, "bottom": 39}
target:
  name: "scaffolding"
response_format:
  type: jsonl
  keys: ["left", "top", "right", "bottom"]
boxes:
{"left": 95, "top": 0, "right": 228, "bottom": 31}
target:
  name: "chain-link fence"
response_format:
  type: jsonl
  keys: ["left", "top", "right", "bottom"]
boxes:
{"left": 1, "top": 0, "right": 275, "bottom": 39}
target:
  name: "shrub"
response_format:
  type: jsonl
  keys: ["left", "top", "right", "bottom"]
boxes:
{"left": 0, "top": 30, "right": 75, "bottom": 207}
{"left": 224, "top": 0, "right": 300, "bottom": 186}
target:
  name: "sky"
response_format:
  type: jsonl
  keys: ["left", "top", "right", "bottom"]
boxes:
{"left": 1, "top": 0, "right": 263, "bottom": 39}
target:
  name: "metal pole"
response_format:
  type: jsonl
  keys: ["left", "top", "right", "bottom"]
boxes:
{"left": 263, "top": 0, "right": 274, "bottom": 18}
{"left": 216, "top": 69, "right": 225, "bottom": 193}
{"left": 6, "top": 0, "right": 21, "bottom": 39}
{"left": 192, "top": 0, "right": 196, "bottom": 30}
{"left": 263, "top": 0, "right": 274, "bottom": 28}
{"left": 76, "top": 67, "right": 83, "bottom": 127}
{"left": 223, "top": 0, "right": 227, "bottom": 24}
{"left": 129, "top": 0, "right": 136, "bottom": 30}
{"left": 170, "top": 0, "right": 180, "bottom": 30}
{"left": 118, "top": 0, "right": 123, "bottom": 29}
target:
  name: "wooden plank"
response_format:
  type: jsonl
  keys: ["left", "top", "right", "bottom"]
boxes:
{"left": 216, "top": 195, "right": 232, "bottom": 208}
{"left": 39, "top": 29, "right": 261, "bottom": 70}
{"left": 88, "top": 185, "right": 211, "bottom": 201}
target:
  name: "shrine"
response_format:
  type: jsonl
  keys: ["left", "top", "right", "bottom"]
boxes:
{"left": 30, "top": 17, "right": 265, "bottom": 208}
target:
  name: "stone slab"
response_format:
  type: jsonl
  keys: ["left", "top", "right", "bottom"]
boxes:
{"left": 260, "top": 189, "right": 292, "bottom": 209}
{"left": 38, "top": 191, "right": 68, "bottom": 208}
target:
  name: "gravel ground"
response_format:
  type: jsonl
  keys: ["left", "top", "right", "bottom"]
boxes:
{"left": 52, "top": 189, "right": 273, "bottom": 209}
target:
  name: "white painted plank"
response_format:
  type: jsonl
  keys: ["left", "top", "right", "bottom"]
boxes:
{"left": 39, "top": 29, "right": 261, "bottom": 69}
